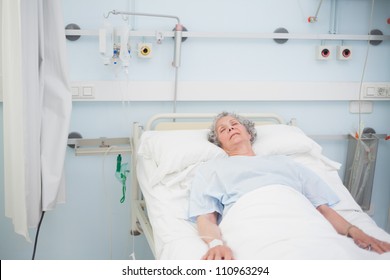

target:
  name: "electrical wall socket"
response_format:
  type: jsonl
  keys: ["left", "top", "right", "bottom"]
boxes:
{"left": 337, "top": 46, "right": 352, "bottom": 60}
{"left": 316, "top": 46, "right": 332, "bottom": 60}
{"left": 138, "top": 43, "right": 152, "bottom": 58}
{"left": 349, "top": 101, "right": 373, "bottom": 114}
{"left": 361, "top": 83, "right": 390, "bottom": 100}
{"left": 71, "top": 83, "right": 95, "bottom": 99}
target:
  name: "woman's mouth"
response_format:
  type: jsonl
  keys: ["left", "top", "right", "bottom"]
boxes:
{"left": 230, "top": 133, "right": 239, "bottom": 140}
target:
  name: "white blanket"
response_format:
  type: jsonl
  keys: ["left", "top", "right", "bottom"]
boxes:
{"left": 220, "top": 185, "right": 390, "bottom": 259}
{"left": 138, "top": 156, "right": 390, "bottom": 259}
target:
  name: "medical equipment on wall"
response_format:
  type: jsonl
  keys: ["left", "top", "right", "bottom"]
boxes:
{"left": 119, "top": 26, "right": 132, "bottom": 74}
{"left": 344, "top": 128, "right": 379, "bottom": 211}
{"left": 308, "top": 0, "right": 324, "bottom": 23}
{"left": 99, "top": 10, "right": 185, "bottom": 70}
{"left": 115, "top": 154, "right": 130, "bottom": 203}
{"left": 98, "top": 10, "right": 185, "bottom": 112}
{"left": 99, "top": 24, "right": 131, "bottom": 69}
{"left": 99, "top": 19, "right": 114, "bottom": 65}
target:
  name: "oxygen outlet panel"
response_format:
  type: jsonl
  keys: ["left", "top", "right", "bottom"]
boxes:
{"left": 337, "top": 46, "right": 352, "bottom": 60}
{"left": 138, "top": 43, "right": 153, "bottom": 58}
{"left": 316, "top": 46, "right": 331, "bottom": 60}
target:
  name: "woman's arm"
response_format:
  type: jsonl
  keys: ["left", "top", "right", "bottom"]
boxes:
{"left": 197, "top": 212, "right": 234, "bottom": 260}
{"left": 317, "top": 204, "right": 390, "bottom": 254}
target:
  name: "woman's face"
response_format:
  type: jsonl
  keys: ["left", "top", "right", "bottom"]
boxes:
{"left": 216, "top": 116, "right": 251, "bottom": 151}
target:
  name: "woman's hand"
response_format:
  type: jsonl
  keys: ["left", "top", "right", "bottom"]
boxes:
{"left": 317, "top": 205, "right": 390, "bottom": 254}
{"left": 348, "top": 226, "right": 390, "bottom": 254}
{"left": 197, "top": 213, "right": 235, "bottom": 259}
{"left": 202, "top": 245, "right": 234, "bottom": 260}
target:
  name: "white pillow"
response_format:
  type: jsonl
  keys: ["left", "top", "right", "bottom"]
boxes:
{"left": 138, "top": 129, "right": 226, "bottom": 186}
{"left": 138, "top": 124, "right": 324, "bottom": 186}
{"left": 253, "top": 124, "right": 322, "bottom": 156}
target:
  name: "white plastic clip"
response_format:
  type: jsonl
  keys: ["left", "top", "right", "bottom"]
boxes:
{"left": 156, "top": 31, "right": 164, "bottom": 44}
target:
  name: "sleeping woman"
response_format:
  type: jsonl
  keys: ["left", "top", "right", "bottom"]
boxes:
{"left": 188, "top": 111, "right": 390, "bottom": 260}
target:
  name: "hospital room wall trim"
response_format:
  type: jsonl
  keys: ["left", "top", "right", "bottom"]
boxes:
{"left": 67, "top": 80, "right": 390, "bottom": 102}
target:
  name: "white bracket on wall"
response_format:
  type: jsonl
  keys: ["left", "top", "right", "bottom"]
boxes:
{"left": 67, "top": 137, "right": 131, "bottom": 156}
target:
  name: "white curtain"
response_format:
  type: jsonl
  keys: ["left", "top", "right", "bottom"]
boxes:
{"left": 2, "top": 0, "right": 72, "bottom": 241}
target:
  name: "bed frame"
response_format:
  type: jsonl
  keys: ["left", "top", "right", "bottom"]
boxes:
{"left": 129, "top": 113, "right": 285, "bottom": 257}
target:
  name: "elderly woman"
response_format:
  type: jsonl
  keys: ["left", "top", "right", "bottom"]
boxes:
{"left": 188, "top": 112, "right": 390, "bottom": 260}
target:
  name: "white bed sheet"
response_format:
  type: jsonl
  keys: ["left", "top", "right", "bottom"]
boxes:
{"left": 136, "top": 126, "right": 390, "bottom": 260}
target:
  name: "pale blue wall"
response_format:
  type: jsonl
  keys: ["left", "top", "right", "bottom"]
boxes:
{"left": 1, "top": 0, "right": 389, "bottom": 260}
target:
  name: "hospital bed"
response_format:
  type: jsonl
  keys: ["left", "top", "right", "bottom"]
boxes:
{"left": 130, "top": 113, "right": 390, "bottom": 259}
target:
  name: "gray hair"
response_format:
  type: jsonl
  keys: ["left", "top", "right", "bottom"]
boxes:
{"left": 208, "top": 112, "right": 257, "bottom": 147}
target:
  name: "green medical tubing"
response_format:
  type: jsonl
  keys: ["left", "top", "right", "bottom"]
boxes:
{"left": 115, "top": 154, "right": 129, "bottom": 203}
{"left": 116, "top": 154, "right": 122, "bottom": 172}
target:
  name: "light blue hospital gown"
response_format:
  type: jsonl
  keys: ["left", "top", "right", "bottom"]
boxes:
{"left": 188, "top": 155, "right": 339, "bottom": 222}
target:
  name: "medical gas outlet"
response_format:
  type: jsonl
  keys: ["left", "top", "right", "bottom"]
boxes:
{"left": 316, "top": 46, "right": 331, "bottom": 60}
{"left": 337, "top": 46, "right": 352, "bottom": 60}
{"left": 138, "top": 43, "right": 152, "bottom": 58}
